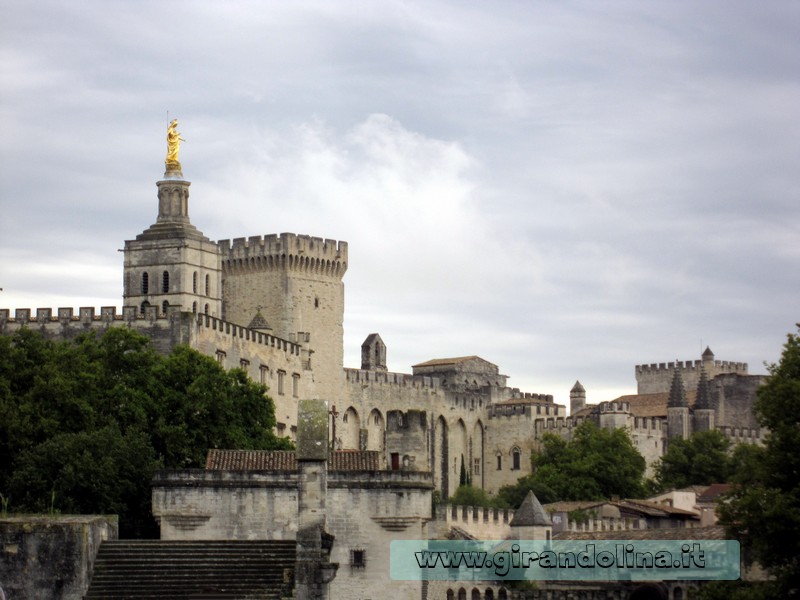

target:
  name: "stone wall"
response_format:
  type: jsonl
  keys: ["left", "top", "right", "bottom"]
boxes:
{"left": 0, "top": 515, "right": 117, "bottom": 600}
{"left": 152, "top": 468, "right": 432, "bottom": 600}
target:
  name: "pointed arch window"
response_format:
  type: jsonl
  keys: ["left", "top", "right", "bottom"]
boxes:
{"left": 162, "top": 271, "right": 170, "bottom": 293}
{"left": 141, "top": 272, "right": 149, "bottom": 294}
{"left": 512, "top": 447, "right": 521, "bottom": 471}
{"left": 205, "top": 274, "right": 210, "bottom": 296}
{"left": 193, "top": 271, "right": 198, "bottom": 293}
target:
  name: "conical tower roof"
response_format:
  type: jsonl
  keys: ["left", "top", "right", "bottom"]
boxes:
{"left": 695, "top": 368, "right": 714, "bottom": 410}
{"left": 510, "top": 490, "right": 551, "bottom": 527}
{"left": 247, "top": 309, "right": 272, "bottom": 331}
{"left": 668, "top": 367, "right": 688, "bottom": 408}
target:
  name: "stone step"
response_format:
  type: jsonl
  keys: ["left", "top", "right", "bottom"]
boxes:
{"left": 84, "top": 540, "right": 296, "bottom": 599}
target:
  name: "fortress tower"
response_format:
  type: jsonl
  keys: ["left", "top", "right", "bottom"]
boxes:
{"left": 218, "top": 233, "right": 348, "bottom": 397}
{"left": 123, "top": 163, "right": 223, "bottom": 318}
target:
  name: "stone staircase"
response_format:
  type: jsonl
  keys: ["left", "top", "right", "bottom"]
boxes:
{"left": 84, "top": 540, "right": 295, "bottom": 599}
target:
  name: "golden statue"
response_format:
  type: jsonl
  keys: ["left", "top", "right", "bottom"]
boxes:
{"left": 165, "top": 119, "right": 185, "bottom": 170}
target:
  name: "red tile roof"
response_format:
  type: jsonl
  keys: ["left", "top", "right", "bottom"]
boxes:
{"left": 205, "top": 449, "right": 382, "bottom": 472}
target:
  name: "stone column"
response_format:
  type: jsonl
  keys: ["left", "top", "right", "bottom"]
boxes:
{"left": 295, "top": 399, "right": 338, "bottom": 600}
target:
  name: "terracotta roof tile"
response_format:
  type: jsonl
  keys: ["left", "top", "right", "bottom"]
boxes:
{"left": 205, "top": 449, "right": 382, "bottom": 472}
{"left": 412, "top": 356, "right": 484, "bottom": 368}
{"left": 697, "top": 483, "right": 733, "bottom": 503}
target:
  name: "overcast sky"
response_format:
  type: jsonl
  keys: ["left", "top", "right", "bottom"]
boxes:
{"left": 1, "top": 1, "right": 798, "bottom": 406}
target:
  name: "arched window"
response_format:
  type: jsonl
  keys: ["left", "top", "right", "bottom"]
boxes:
{"left": 162, "top": 301, "right": 169, "bottom": 315}
{"left": 141, "top": 272, "right": 149, "bottom": 294}
{"left": 162, "top": 271, "right": 170, "bottom": 293}
{"left": 446, "top": 591, "right": 455, "bottom": 600}
{"left": 192, "top": 301, "right": 197, "bottom": 314}
{"left": 485, "top": 589, "right": 494, "bottom": 600}
{"left": 472, "top": 589, "right": 481, "bottom": 600}
{"left": 205, "top": 274, "right": 210, "bottom": 296}
{"left": 458, "top": 588, "right": 467, "bottom": 600}
{"left": 192, "top": 271, "right": 198, "bottom": 293}
{"left": 497, "top": 454, "right": 502, "bottom": 470}
{"left": 140, "top": 300, "right": 150, "bottom": 315}
{"left": 512, "top": 447, "right": 521, "bottom": 471}
{"left": 498, "top": 589, "right": 507, "bottom": 600}
{"left": 204, "top": 303, "right": 209, "bottom": 315}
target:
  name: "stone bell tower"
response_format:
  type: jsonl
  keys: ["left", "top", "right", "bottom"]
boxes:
{"left": 123, "top": 121, "right": 222, "bottom": 317}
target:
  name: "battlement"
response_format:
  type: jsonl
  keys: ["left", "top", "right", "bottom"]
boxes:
{"left": 0, "top": 307, "right": 302, "bottom": 358}
{"left": 433, "top": 504, "right": 514, "bottom": 540}
{"left": 718, "top": 425, "right": 763, "bottom": 443}
{"left": 507, "top": 390, "right": 555, "bottom": 402}
{"left": 1, "top": 306, "right": 164, "bottom": 325}
{"left": 635, "top": 359, "right": 748, "bottom": 375}
{"left": 488, "top": 402, "right": 561, "bottom": 419}
{"left": 599, "top": 400, "right": 630, "bottom": 413}
{"left": 197, "top": 313, "right": 302, "bottom": 356}
{"left": 344, "top": 368, "right": 440, "bottom": 390}
{"left": 219, "top": 232, "right": 348, "bottom": 276}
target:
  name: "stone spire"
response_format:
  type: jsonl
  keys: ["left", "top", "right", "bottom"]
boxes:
{"left": 695, "top": 368, "right": 714, "bottom": 410}
{"left": 510, "top": 490, "right": 551, "bottom": 527}
{"left": 667, "top": 367, "right": 687, "bottom": 408}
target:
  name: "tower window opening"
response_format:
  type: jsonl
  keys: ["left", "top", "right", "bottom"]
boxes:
{"left": 205, "top": 274, "right": 210, "bottom": 296}
{"left": 193, "top": 271, "right": 198, "bottom": 293}
{"left": 204, "top": 303, "right": 209, "bottom": 315}
{"left": 162, "top": 301, "right": 169, "bottom": 315}
{"left": 141, "top": 272, "right": 149, "bottom": 294}
{"left": 140, "top": 300, "right": 150, "bottom": 315}
{"left": 512, "top": 448, "right": 521, "bottom": 470}
{"left": 314, "top": 297, "right": 319, "bottom": 308}
{"left": 162, "top": 271, "right": 169, "bottom": 293}
{"left": 192, "top": 302, "right": 197, "bottom": 314}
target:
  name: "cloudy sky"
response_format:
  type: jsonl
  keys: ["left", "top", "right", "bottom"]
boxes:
{"left": 1, "top": 1, "right": 798, "bottom": 406}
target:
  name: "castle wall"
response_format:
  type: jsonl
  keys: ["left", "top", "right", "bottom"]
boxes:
{"left": 713, "top": 373, "right": 765, "bottom": 430}
{"left": 636, "top": 358, "right": 748, "bottom": 395}
{"left": 432, "top": 504, "right": 514, "bottom": 539}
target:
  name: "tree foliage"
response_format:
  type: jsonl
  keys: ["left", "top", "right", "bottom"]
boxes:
{"left": 654, "top": 429, "right": 732, "bottom": 490}
{"left": 496, "top": 420, "right": 646, "bottom": 507}
{"left": 448, "top": 484, "right": 494, "bottom": 508}
{"left": 0, "top": 328, "right": 292, "bottom": 537}
{"left": 718, "top": 325, "right": 800, "bottom": 596}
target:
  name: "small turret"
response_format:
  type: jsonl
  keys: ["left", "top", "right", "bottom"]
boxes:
{"left": 361, "top": 333, "right": 387, "bottom": 371}
{"left": 510, "top": 490, "right": 552, "bottom": 540}
{"left": 570, "top": 380, "right": 586, "bottom": 415}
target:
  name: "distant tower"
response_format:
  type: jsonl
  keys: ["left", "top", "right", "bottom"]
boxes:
{"left": 361, "top": 333, "right": 387, "bottom": 371}
{"left": 570, "top": 380, "right": 586, "bottom": 414}
{"left": 123, "top": 141, "right": 222, "bottom": 318}
{"left": 667, "top": 368, "right": 690, "bottom": 440}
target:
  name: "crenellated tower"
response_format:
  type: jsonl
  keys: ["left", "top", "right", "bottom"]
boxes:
{"left": 123, "top": 155, "right": 222, "bottom": 318}
{"left": 219, "top": 233, "right": 348, "bottom": 396}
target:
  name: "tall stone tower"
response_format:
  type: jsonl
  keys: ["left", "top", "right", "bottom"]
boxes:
{"left": 219, "top": 233, "right": 348, "bottom": 395}
{"left": 123, "top": 130, "right": 222, "bottom": 317}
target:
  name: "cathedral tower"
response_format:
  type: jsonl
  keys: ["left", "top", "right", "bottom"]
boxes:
{"left": 123, "top": 129, "right": 222, "bottom": 317}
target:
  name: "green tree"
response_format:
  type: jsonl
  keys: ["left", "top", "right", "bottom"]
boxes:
{"left": 497, "top": 421, "right": 646, "bottom": 506}
{"left": 448, "top": 484, "right": 494, "bottom": 508}
{"left": 0, "top": 328, "right": 291, "bottom": 537}
{"left": 718, "top": 325, "right": 800, "bottom": 597}
{"left": 654, "top": 429, "right": 731, "bottom": 490}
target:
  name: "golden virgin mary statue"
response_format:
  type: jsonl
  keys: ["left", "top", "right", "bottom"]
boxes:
{"left": 165, "top": 119, "right": 185, "bottom": 171}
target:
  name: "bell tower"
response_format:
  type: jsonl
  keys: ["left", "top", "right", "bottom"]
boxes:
{"left": 123, "top": 121, "right": 222, "bottom": 317}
